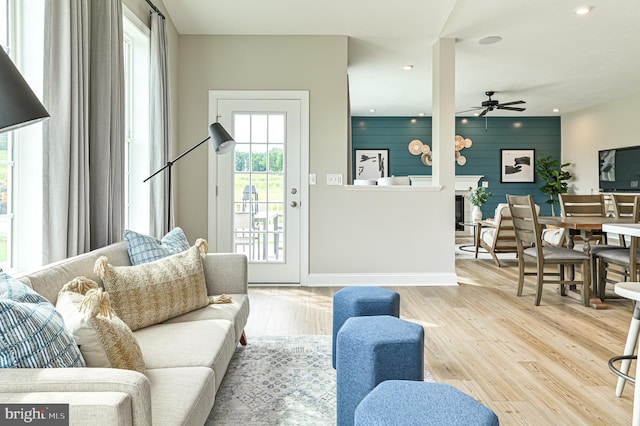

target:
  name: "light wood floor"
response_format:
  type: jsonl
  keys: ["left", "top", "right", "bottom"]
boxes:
{"left": 245, "top": 249, "right": 636, "bottom": 425}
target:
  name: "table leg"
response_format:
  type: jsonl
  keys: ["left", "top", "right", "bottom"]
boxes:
{"left": 580, "top": 231, "right": 608, "bottom": 309}
{"left": 562, "top": 230, "right": 607, "bottom": 309}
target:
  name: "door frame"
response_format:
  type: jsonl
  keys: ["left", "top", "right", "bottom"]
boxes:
{"left": 207, "top": 90, "right": 310, "bottom": 285}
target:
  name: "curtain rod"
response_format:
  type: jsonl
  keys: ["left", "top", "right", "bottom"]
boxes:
{"left": 145, "top": 0, "right": 166, "bottom": 19}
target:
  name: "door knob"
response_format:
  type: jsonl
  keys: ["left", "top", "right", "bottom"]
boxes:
{"left": 290, "top": 201, "right": 298, "bottom": 207}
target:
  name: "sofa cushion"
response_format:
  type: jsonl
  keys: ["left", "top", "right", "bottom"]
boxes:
{"left": 95, "top": 240, "right": 210, "bottom": 331}
{"left": 134, "top": 319, "right": 236, "bottom": 390}
{"left": 55, "top": 277, "right": 145, "bottom": 373}
{"left": 165, "top": 294, "right": 250, "bottom": 344}
{"left": 0, "top": 274, "right": 85, "bottom": 368}
{"left": 145, "top": 367, "right": 216, "bottom": 426}
{"left": 124, "top": 227, "right": 190, "bottom": 265}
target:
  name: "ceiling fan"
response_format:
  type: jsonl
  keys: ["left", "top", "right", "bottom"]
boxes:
{"left": 459, "top": 91, "right": 526, "bottom": 116}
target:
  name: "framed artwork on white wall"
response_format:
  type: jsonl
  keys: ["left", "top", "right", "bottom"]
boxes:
{"left": 355, "top": 149, "right": 389, "bottom": 179}
{"left": 501, "top": 149, "right": 535, "bottom": 183}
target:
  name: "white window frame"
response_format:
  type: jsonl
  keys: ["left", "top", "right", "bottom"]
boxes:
{"left": 4, "top": 0, "right": 45, "bottom": 273}
{"left": 123, "top": 7, "right": 151, "bottom": 234}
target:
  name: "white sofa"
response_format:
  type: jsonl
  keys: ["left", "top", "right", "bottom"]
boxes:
{"left": 0, "top": 241, "right": 249, "bottom": 426}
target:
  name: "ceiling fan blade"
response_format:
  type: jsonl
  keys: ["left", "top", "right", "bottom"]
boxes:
{"left": 497, "top": 106, "right": 526, "bottom": 112}
{"left": 456, "top": 107, "right": 483, "bottom": 114}
{"left": 498, "top": 100, "right": 525, "bottom": 106}
{"left": 478, "top": 108, "right": 490, "bottom": 117}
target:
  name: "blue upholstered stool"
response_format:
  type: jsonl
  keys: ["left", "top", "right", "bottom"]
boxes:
{"left": 354, "top": 380, "right": 499, "bottom": 426}
{"left": 336, "top": 315, "right": 424, "bottom": 426}
{"left": 332, "top": 286, "right": 400, "bottom": 368}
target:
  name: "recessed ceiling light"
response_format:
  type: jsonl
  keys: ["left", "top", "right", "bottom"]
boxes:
{"left": 478, "top": 36, "right": 502, "bottom": 45}
{"left": 473, "top": 113, "right": 480, "bottom": 117}
{"left": 369, "top": 108, "right": 376, "bottom": 113}
{"left": 418, "top": 112, "right": 425, "bottom": 117}
{"left": 575, "top": 6, "right": 592, "bottom": 15}
{"left": 553, "top": 108, "right": 560, "bottom": 113}
{"left": 402, "top": 64, "right": 414, "bottom": 71}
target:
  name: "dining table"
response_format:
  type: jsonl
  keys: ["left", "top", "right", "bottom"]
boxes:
{"left": 538, "top": 215, "right": 634, "bottom": 309}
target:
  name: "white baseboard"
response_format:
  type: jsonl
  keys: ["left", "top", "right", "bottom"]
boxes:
{"left": 304, "top": 273, "right": 458, "bottom": 287}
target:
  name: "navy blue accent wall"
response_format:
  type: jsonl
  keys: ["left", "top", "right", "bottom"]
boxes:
{"left": 352, "top": 116, "right": 562, "bottom": 217}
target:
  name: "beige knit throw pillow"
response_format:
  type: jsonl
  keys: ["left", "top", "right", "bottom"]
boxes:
{"left": 95, "top": 239, "right": 210, "bottom": 331}
{"left": 56, "top": 277, "right": 146, "bottom": 373}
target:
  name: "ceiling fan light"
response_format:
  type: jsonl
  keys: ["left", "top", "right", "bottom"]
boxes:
{"left": 575, "top": 6, "right": 592, "bottom": 15}
{"left": 478, "top": 36, "right": 502, "bottom": 45}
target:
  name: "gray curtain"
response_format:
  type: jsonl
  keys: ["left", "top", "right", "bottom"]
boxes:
{"left": 43, "top": 0, "right": 125, "bottom": 262}
{"left": 149, "top": 11, "right": 171, "bottom": 237}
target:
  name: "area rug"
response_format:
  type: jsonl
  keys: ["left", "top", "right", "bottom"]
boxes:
{"left": 455, "top": 243, "right": 516, "bottom": 261}
{"left": 206, "top": 335, "right": 336, "bottom": 425}
{"left": 207, "top": 335, "right": 434, "bottom": 425}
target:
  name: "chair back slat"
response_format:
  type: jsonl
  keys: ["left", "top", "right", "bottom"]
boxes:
{"left": 613, "top": 194, "right": 638, "bottom": 218}
{"left": 493, "top": 206, "right": 516, "bottom": 249}
{"left": 507, "top": 194, "right": 541, "bottom": 249}
{"left": 560, "top": 194, "right": 606, "bottom": 217}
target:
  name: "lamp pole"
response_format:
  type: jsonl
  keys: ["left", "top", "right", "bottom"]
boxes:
{"left": 144, "top": 122, "right": 235, "bottom": 233}
{"left": 144, "top": 135, "right": 213, "bottom": 232}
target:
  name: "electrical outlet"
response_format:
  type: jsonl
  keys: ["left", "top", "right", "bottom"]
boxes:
{"left": 309, "top": 173, "right": 316, "bottom": 185}
{"left": 327, "top": 173, "right": 343, "bottom": 186}
{"left": 482, "top": 181, "right": 489, "bottom": 188}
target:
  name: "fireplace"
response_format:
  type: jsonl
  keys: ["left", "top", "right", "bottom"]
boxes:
{"left": 409, "top": 175, "right": 483, "bottom": 236}
{"left": 455, "top": 195, "right": 464, "bottom": 231}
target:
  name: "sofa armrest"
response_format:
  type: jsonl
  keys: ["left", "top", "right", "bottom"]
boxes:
{"left": 0, "top": 368, "right": 151, "bottom": 425}
{"left": 202, "top": 253, "right": 248, "bottom": 295}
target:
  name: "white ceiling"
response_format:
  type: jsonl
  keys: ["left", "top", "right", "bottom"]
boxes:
{"left": 162, "top": 0, "right": 640, "bottom": 117}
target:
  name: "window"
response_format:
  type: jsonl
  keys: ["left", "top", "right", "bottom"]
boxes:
{"left": 0, "top": 0, "right": 45, "bottom": 272}
{"left": 0, "top": 0, "right": 11, "bottom": 269}
{"left": 123, "top": 8, "right": 151, "bottom": 234}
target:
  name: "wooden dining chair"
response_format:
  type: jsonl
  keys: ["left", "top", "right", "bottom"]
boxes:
{"left": 507, "top": 194, "right": 591, "bottom": 306}
{"left": 478, "top": 203, "right": 540, "bottom": 267}
{"left": 560, "top": 193, "right": 608, "bottom": 244}
{"left": 596, "top": 197, "right": 640, "bottom": 299}
{"left": 613, "top": 194, "right": 638, "bottom": 247}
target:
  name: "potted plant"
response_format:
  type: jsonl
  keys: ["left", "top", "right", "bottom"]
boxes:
{"left": 468, "top": 186, "right": 492, "bottom": 221}
{"left": 535, "top": 155, "right": 572, "bottom": 216}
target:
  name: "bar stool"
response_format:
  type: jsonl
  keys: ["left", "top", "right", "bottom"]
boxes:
{"left": 609, "top": 282, "right": 640, "bottom": 425}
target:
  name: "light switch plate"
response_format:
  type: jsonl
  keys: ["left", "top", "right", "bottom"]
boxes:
{"left": 482, "top": 181, "right": 489, "bottom": 188}
{"left": 309, "top": 173, "right": 316, "bottom": 185}
{"left": 327, "top": 173, "right": 343, "bottom": 186}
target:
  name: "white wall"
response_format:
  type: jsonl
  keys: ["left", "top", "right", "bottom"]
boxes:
{"left": 562, "top": 93, "right": 640, "bottom": 194}
{"left": 175, "top": 35, "right": 456, "bottom": 285}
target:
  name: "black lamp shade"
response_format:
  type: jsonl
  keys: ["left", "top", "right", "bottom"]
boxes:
{"left": 0, "top": 47, "right": 49, "bottom": 133}
{"left": 208, "top": 122, "right": 235, "bottom": 154}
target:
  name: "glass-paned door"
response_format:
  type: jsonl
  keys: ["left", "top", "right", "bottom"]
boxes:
{"left": 232, "top": 113, "right": 285, "bottom": 262}
{"left": 212, "top": 94, "right": 306, "bottom": 284}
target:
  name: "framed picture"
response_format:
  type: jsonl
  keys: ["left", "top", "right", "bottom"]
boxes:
{"left": 355, "top": 149, "right": 389, "bottom": 179}
{"left": 501, "top": 149, "right": 535, "bottom": 183}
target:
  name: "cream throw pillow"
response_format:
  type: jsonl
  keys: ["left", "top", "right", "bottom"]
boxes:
{"left": 95, "top": 239, "right": 210, "bottom": 331}
{"left": 56, "top": 277, "right": 145, "bottom": 373}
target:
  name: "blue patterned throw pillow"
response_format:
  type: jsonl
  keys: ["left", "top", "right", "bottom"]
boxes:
{"left": 0, "top": 273, "right": 85, "bottom": 368}
{"left": 124, "top": 227, "right": 190, "bottom": 265}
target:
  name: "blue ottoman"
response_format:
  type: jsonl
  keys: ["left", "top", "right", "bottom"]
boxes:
{"left": 355, "top": 380, "right": 499, "bottom": 426}
{"left": 332, "top": 286, "right": 400, "bottom": 368}
{"left": 336, "top": 315, "right": 424, "bottom": 426}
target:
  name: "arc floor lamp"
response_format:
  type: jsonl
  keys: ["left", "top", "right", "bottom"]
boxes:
{"left": 144, "top": 122, "right": 236, "bottom": 231}
{"left": 0, "top": 46, "right": 49, "bottom": 133}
